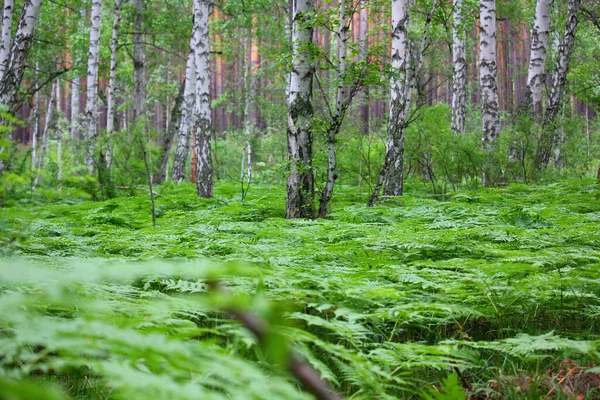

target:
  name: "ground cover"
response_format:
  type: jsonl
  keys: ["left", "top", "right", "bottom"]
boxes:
{"left": 1, "top": 179, "right": 600, "bottom": 399}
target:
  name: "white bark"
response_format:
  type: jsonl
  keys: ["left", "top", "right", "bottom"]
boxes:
{"left": 56, "top": 82, "right": 62, "bottom": 184}
{"left": 133, "top": 0, "right": 145, "bottom": 123}
{"left": 537, "top": 0, "right": 580, "bottom": 168}
{"left": 479, "top": 0, "right": 499, "bottom": 153}
{"left": 70, "top": 77, "right": 80, "bottom": 140}
{"left": 105, "top": 0, "right": 122, "bottom": 166}
{"left": 0, "top": 0, "right": 44, "bottom": 108}
{"left": 286, "top": 0, "right": 315, "bottom": 218}
{"left": 84, "top": 0, "right": 103, "bottom": 169}
{"left": 317, "top": 0, "right": 348, "bottom": 218}
{"left": 33, "top": 80, "right": 56, "bottom": 187}
{"left": 526, "top": 0, "right": 553, "bottom": 113}
{"left": 192, "top": 0, "right": 212, "bottom": 197}
{"left": 30, "top": 87, "right": 39, "bottom": 171}
{"left": 383, "top": 0, "right": 411, "bottom": 197}
{"left": 451, "top": 0, "right": 467, "bottom": 133}
{"left": 172, "top": 26, "right": 198, "bottom": 183}
{"left": 0, "top": 0, "right": 14, "bottom": 81}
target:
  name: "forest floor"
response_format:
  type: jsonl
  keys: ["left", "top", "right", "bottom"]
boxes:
{"left": 1, "top": 179, "right": 600, "bottom": 399}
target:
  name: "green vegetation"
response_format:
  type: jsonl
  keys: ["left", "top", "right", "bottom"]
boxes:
{"left": 2, "top": 179, "right": 600, "bottom": 398}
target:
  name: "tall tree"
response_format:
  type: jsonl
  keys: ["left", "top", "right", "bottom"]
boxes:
{"left": 192, "top": 0, "right": 213, "bottom": 198}
{"left": 451, "top": 0, "right": 467, "bottom": 134}
{"left": 172, "top": 34, "right": 197, "bottom": 183}
{"left": 536, "top": 0, "right": 581, "bottom": 169}
{"left": 33, "top": 80, "right": 57, "bottom": 187}
{"left": 479, "top": 0, "right": 500, "bottom": 186}
{"left": 0, "top": 0, "right": 44, "bottom": 108}
{"left": 0, "top": 0, "right": 14, "bottom": 81}
{"left": 286, "top": 0, "right": 315, "bottom": 219}
{"left": 525, "top": 0, "right": 553, "bottom": 114}
{"left": 154, "top": 82, "right": 184, "bottom": 184}
{"left": 105, "top": 0, "right": 122, "bottom": 166}
{"left": 84, "top": 0, "right": 103, "bottom": 169}
{"left": 132, "top": 0, "right": 146, "bottom": 124}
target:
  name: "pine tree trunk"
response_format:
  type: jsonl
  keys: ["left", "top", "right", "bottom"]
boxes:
{"left": 480, "top": 0, "right": 500, "bottom": 186}
{"left": 192, "top": 0, "right": 213, "bottom": 198}
{"left": 0, "top": 0, "right": 14, "bottom": 81}
{"left": 286, "top": 0, "right": 315, "bottom": 219}
{"left": 84, "top": 0, "right": 103, "bottom": 170}
{"left": 133, "top": 0, "right": 145, "bottom": 124}
{"left": 451, "top": 0, "right": 467, "bottom": 134}
{"left": 172, "top": 40, "right": 197, "bottom": 183}
{"left": 525, "top": 0, "right": 553, "bottom": 114}
{"left": 105, "top": 0, "right": 121, "bottom": 167}
{"left": 536, "top": 0, "right": 580, "bottom": 169}
{"left": 0, "top": 0, "right": 44, "bottom": 108}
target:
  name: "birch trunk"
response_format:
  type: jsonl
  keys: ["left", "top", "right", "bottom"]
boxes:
{"left": 0, "top": 0, "right": 14, "bottom": 81}
{"left": 525, "top": 0, "right": 552, "bottom": 114}
{"left": 317, "top": 0, "right": 348, "bottom": 219}
{"left": 480, "top": 0, "right": 500, "bottom": 186}
{"left": 70, "top": 77, "right": 80, "bottom": 141}
{"left": 0, "top": 0, "right": 44, "bottom": 108}
{"left": 451, "top": 0, "right": 467, "bottom": 134}
{"left": 84, "top": 0, "right": 103, "bottom": 169}
{"left": 536, "top": 0, "right": 580, "bottom": 169}
{"left": 56, "top": 82, "right": 62, "bottom": 185}
{"left": 369, "top": 0, "right": 436, "bottom": 204}
{"left": 105, "top": 0, "right": 122, "bottom": 166}
{"left": 154, "top": 81, "right": 184, "bottom": 184}
{"left": 192, "top": 0, "right": 213, "bottom": 198}
{"left": 132, "top": 0, "right": 145, "bottom": 124}
{"left": 383, "top": 0, "right": 411, "bottom": 197}
{"left": 359, "top": 5, "right": 369, "bottom": 135}
{"left": 33, "top": 81, "right": 56, "bottom": 187}
{"left": 31, "top": 66, "right": 39, "bottom": 170}
{"left": 172, "top": 40, "right": 197, "bottom": 183}
{"left": 286, "top": 0, "right": 315, "bottom": 219}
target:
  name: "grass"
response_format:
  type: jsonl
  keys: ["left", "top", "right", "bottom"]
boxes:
{"left": 1, "top": 178, "right": 600, "bottom": 399}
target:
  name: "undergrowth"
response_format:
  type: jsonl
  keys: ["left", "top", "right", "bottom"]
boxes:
{"left": 1, "top": 179, "right": 600, "bottom": 399}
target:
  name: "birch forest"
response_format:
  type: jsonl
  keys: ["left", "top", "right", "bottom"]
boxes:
{"left": 2, "top": 0, "right": 600, "bottom": 398}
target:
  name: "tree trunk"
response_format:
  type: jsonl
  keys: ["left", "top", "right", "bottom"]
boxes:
{"left": 30, "top": 67, "right": 39, "bottom": 171}
{"left": 383, "top": 0, "right": 411, "bottom": 197}
{"left": 536, "top": 0, "right": 580, "bottom": 169}
{"left": 480, "top": 0, "right": 500, "bottom": 186}
{"left": 525, "top": 0, "right": 553, "bottom": 114}
{"left": 56, "top": 81, "right": 62, "bottom": 186}
{"left": 359, "top": 5, "right": 369, "bottom": 135}
{"left": 84, "top": 0, "right": 103, "bottom": 170}
{"left": 132, "top": 0, "right": 145, "bottom": 124}
{"left": 192, "top": 0, "right": 213, "bottom": 198}
{"left": 318, "top": 0, "right": 348, "bottom": 219}
{"left": 172, "top": 38, "right": 197, "bottom": 183}
{"left": 105, "top": 0, "right": 121, "bottom": 167}
{"left": 0, "top": 0, "right": 14, "bottom": 81}
{"left": 0, "top": 0, "right": 44, "bottom": 108}
{"left": 33, "top": 80, "right": 57, "bottom": 187}
{"left": 243, "top": 30, "right": 259, "bottom": 185}
{"left": 451, "top": 0, "right": 467, "bottom": 134}
{"left": 154, "top": 81, "right": 184, "bottom": 184}
{"left": 286, "top": 0, "right": 315, "bottom": 219}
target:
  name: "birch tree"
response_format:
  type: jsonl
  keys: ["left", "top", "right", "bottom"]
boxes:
{"left": 33, "top": 80, "right": 57, "bottom": 187}
{"left": 317, "top": 0, "right": 364, "bottom": 218}
{"left": 105, "top": 0, "right": 122, "bottom": 166}
{"left": 0, "top": 0, "right": 44, "bottom": 108}
{"left": 84, "top": 0, "right": 103, "bottom": 169}
{"left": 192, "top": 0, "right": 213, "bottom": 198}
{"left": 172, "top": 37, "right": 197, "bottom": 183}
{"left": 154, "top": 82, "right": 184, "bottom": 183}
{"left": 0, "top": 0, "right": 14, "bottom": 81}
{"left": 451, "top": 0, "right": 467, "bottom": 134}
{"left": 133, "top": 0, "right": 145, "bottom": 124}
{"left": 286, "top": 0, "right": 315, "bottom": 219}
{"left": 536, "top": 0, "right": 581, "bottom": 169}
{"left": 369, "top": 0, "right": 436, "bottom": 204}
{"left": 525, "top": 0, "right": 553, "bottom": 114}
{"left": 479, "top": 0, "right": 499, "bottom": 186}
